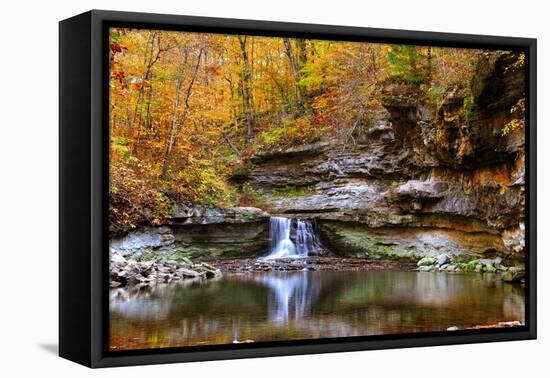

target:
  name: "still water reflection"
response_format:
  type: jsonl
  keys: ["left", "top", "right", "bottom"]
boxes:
{"left": 109, "top": 271, "right": 524, "bottom": 350}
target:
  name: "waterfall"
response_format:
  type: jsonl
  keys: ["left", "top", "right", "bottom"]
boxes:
{"left": 295, "top": 219, "right": 322, "bottom": 256}
{"left": 266, "top": 217, "right": 296, "bottom": 259}
{"left": 263, "top": 216, "right": 322, "bottom": 259}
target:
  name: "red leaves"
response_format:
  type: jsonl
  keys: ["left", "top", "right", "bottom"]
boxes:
{"left": 110, "top": 42, "right": 123, "bottom": 54}
{"left": 111, "top": 70, "right": 126, "bottom": 83}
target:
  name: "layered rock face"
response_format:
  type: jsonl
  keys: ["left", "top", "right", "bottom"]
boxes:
{"left": 110, "top": 53, "right": 525, "bottom": 265}
{"left": 111, "top": 207, "right": 270, "bottom": 260}
{"left": 234, "top": 52, "right": 525, "bottom": 263}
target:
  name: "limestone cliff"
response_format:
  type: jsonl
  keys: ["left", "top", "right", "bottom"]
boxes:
{"left": 232, "top": 52, "right": 525, "bottom": 263}
{"left": 111, "top": 206, "right": 270, "bottom": 260}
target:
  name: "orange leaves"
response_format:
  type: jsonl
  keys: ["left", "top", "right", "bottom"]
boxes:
{"left": 111, "top": 70, "right": 126, "bottom": 84}
{"left": 108, "top": 28, "right": 496, "bottom": 232}
{"left": 109, "top": 159, "right": 172, "bottom": 234}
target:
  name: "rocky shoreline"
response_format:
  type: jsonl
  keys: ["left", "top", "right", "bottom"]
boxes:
{"left": 415, "top": 254, "right": 525, "bottom": 282}
{"left": 211, "top": 255, "right": 524, "bottom": 283}
{"left": 111, "top": 247, "right": 525, "bottom": 288}
{"left": 211, "top": 256, "right": 416, "bottom": 273}
{"left": 110, "top": 250, "right": 222, "bottom": 288}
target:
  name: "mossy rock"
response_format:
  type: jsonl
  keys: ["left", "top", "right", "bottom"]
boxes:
{"left": 417, "top": 256, "right": 437, "bottom": 267}
{"left": 502, "top": 269, "right": 525, "bottom": 283}
{"left": 417, "top": 266, "right": 433, "bottom": 272}
{"left": 484, "top": 263, "right": 497, "bottom": 273}
{"left": 445, "top": 264, "right": 457, "bottom": 272}
{"left": 465, "top": 260, "right": 480, "bottom": 271}
{"left": 318, "top": 221, "right": 419, "bottom": 261}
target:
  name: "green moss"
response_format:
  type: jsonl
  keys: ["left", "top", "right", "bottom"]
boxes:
{"left": 275, "top": 185, "right": 313, "bottom": 198}
{"left": 319, "top": 222, "right": 418, "bottom": 261}
{"left": 428, "top": 85, "right": 446, "bottom": 109}
{"left": 445, "top": 264, "right": 457, "bottom": 272}
{"left": 463, "top": 95, "right": 477, "bottom": 122}
{"left": 238, "top": 182, "right": 270, "bottom": 209}
{"left": 417, "top": 256, "right": 437, "bottom": 266}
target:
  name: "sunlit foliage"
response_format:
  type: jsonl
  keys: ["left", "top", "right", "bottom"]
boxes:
{"left": 109, "top": 28, "right": 515, "bottom": 232}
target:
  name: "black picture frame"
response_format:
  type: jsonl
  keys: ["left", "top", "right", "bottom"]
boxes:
{"left": 59, "top": 9, "right": 537, "bottom": 368}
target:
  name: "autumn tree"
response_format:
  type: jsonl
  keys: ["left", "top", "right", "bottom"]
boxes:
{"left": 161, "top": 43, "right": 204, "bottom": 178}
{"left": 283, "top": 38, "right": 305, "bottom": 112}
{"left": 108, "top": 28, "right": 491, "bottom": 232}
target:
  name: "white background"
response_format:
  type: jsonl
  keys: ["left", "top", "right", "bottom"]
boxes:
{"left": 0, "top": 0, "right": 546, "bottom": 376}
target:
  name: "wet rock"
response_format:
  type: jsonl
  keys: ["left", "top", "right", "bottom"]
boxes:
{"left": 137, "top": 261, "right": 154, "bottom": 276}
{"left": 175, "top": 268, "right": 201, "bottom": 278}
{"left": 417, "top": 266, "right": 433, "bottom": 272}
{"left": 204, "top": 269, "right": 221, "bottom": 279}
{"left": 109, "top": 255, "right": 222, "bottom": 287}
{"left": 437, "top": 254, "right": 449, "bottom": 266}
{"left": 502, "top": 268, "right": 525, "bottom": 283}
{"left": 417, "top": 256, "right": 437, "bottom": 267}
{"left": 215, "top": 256, "right": 415, "bottom": 273}
{"left": 484, "top": 263, "right": 497, "bottom": 273}
{"left": 110, "top": 249, "right": 127, "bottom": 264}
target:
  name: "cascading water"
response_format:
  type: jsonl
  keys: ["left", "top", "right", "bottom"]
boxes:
{"left": 295, "top": 219, "right": 322, "bottom": 256}
{"left": 266, "top": 217, "right": 296, "bottom": 259}
{"left": 263, "top": 216, "right": 322, "bottom": 259}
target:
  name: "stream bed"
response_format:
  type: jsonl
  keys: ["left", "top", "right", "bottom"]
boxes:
{"left": 109, "top": 270, "right": 525, "bottom": 351}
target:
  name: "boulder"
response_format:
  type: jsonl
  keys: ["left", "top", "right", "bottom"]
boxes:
{"left": 394, "top": 180, "right": 449, "bottom": 200}
{"left": 417, "top": 256, "right": 437, "bottom": 267}
{"left": 437, "top": 254, "right": 449, "bottom": 266}
{"left": 109, "top": 250, "right": 224, "bottom": 287}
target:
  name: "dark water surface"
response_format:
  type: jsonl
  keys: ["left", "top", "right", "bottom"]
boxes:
{"left": 109, "top": 271, "right": 524, "bottom": 350}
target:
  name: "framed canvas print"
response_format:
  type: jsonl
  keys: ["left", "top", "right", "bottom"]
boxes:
{"left": 59, "top": 10, "right": 536, "bottom": 368}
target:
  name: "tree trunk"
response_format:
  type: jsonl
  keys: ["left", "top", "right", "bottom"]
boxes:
{"left": 132, "top": 32, "right": 164, "bottom": 155}
{"left": 238, "top": 36, "right": 254, "bottom": 142}
{"left": 161, "top": 48, "right": 203, "bottom": 178}
{"left": 295, "top": 39, "right": 308, "bottom": 69}
{"left": 283, "top": 38, "right": 303, "bottom": 111}
{"left": 427, "top": 46, "right": 433, "bottom": 84}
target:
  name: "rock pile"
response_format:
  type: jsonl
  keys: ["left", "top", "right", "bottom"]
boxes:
{"left": 109, "top": 250, "right": 222, "bottom": 288}
{"left": 415, "top": 254, "right": 525, "bottom": 282}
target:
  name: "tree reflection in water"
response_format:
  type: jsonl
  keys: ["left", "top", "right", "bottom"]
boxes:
{"left": 109, "top": 271, "right": 525, "bottom": 350}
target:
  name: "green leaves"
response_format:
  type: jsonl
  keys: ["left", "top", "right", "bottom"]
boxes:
{"left": 386, "top": 45, "right": 427, "bottom": 84}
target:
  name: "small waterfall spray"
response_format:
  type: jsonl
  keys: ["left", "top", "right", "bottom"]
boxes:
{"left": 264, "top": 216, "right": 322, "bottom": 259}
{"left": 267, "top": 217, "right": 296, "bottom": 259}
{"left": 295, "top": 219, "right": 322, "bottom": 256}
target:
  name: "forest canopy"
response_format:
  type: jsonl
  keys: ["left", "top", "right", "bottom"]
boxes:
{"left": 108, "top": 28, "right": 522, "bottom": 233}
